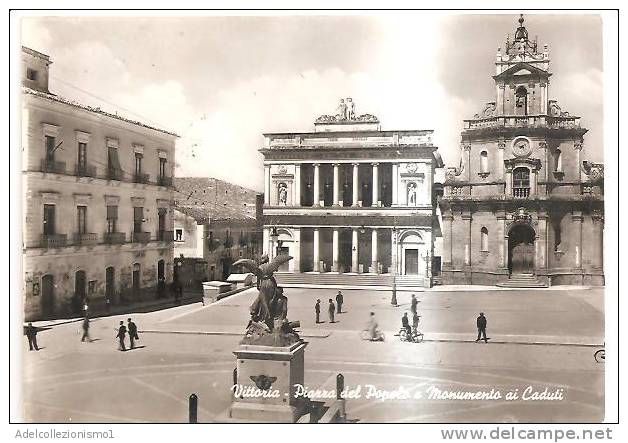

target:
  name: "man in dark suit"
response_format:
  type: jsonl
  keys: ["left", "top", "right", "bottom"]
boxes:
{"left": 116, "top": 321, "right": 127, "bottom": 351}
{"left": 335, "top": 291, "right": 344, "bottom": 314}
{"left": 476, "top": 312, "right": 488, "bottom": 343}
{"left": 127, "top": 318, "right": 139, "bottom": 349}
{"left": 315, "top": 299, "right": 321, "bottom": 324}
{"left": 328, "top": 299, "right": 335, "bottom": 323}
{"left": 25, "top": 322, "right": 39, "bottom": 351}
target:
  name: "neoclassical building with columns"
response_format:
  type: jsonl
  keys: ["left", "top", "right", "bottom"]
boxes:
{"left": 259, "top": 99, "right": 443, "bottom": 287}
{"left": 439, "top": 16, "right": 604, "bottom": 287}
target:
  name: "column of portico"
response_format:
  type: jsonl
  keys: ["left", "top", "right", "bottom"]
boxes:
{"left": 263, "top": 165, "right": 270, "bottom": 205}
{"left": 332, "top": 228, "right": 339, "bottom": 272}
{"left": 536, "top": 211, "right": 548, "bottom": 270}
{"left": 292, "top": 228, "right": 301, "bottom": 272}
{"left": 313, "top": 228, "right": 320, "bottom": 272}
{"left": 371, "top": 229, "right": 379, "bottom": 273}
{"left": 352, "top": 163, "right": 359, "bottom": 206}
{"left": 333, "top": 163, "right": 340, "bottom": 206}
{"left": 391, "top": 163, "right": 399, "bottom": 206}
{"left": 313, "top": 163, "right": 320, "bottom": 206}
{"left": 294, "top": 164, "right": 301, "bottom": 206}
{"left": 263, "top": 227, "right": 270, "bottom": 257}
{"left": 351, "top": 228, "right": 359, "bottom": 273}
{"left": 372, "top": 163, "right": 379, "bottom": 207}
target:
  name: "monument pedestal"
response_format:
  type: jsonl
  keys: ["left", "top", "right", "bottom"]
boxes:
{"left": 228, "top": 340, "right": 308, "bottom": 423}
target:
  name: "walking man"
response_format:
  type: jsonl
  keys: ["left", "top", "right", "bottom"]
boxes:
{"left": 127, "top": 318, "right": 139, "bottom": 349}
{"left": 25, "top": 322, "right": 39, "bottom": 351}
{"left": 335, "top": 291, "right": 344, "bottom": 314}
{"left": 328, "top": 299, "right": 336, "bottom": 323}
{"left": 116, "top": 320, "right": 127, "bottom": 351}
{"left": 476, "top": 312, "right": 488, "bottom": 343}
{"left": 412, "top": 312, "right": 420, "bottom": 334}
{"left": 315, "top": 299, "right": 321, "bottom": 324}
{"left": 410, "top": 294, "right": 418, "bottom": 316}
{"left": 81, "top": 316, "right": 91, "bottom": 342}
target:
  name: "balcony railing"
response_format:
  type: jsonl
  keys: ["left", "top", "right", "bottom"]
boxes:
{"left": 157, "top": 176, "right": 173, "bottom": 187}
{"left": 132, "top": 231, "right": 151, "bottom": 243}
{"left": 157, "top": 230, "right": 174, "bottom": 242}
{"left": 104, "top": 232, "right": 125, "bottom": 244}
{"left": 463, "top": 115, "right": 581, "bottom": 131}
{"left": 75, "top": 163, "right": 97, "bottom": 178}
{"left": 107, "top": 168, "right": 123, "bottom": 181}
{"left": 513, "top": 187, "right": 530, "bottom": 198}
{"left": 41, "top": 159, "right": 66, "bottom": 174}
{"left": 133, "top": 173, "right": 150, "bottom": 184}
{"left": 73, "top": 232, "right": 98, "bottom": 246}
{"left": 41, "top": 234, "right": 67, "bottom": 248}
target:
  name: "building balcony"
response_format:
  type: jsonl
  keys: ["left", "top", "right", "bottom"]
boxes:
{"left": 513, "top": 187, "right": 530, "bottom": 198}
{"left": 104, "top": 232, "right": 126, "bottom": 244}
{"left": 157, "top": 230, "right": 174, "bottom": 242}
{"left": 132, "top": 231, "right": 151, "bottom": 243}
{"left": 41, "top": 159, "right": 66, "bottom": 174}
{"left": 133, "top": 173, "right": 150, "bottom": 184}
{"left": 157, "top": 176, "right": 173, "bottom": 187}
{"left": 107, "top": 168, "right": 123, "bottom": 181}
{"left": 41, "top": 234, "right": 67, "bottom": 248}
{"left": 75, "top": 163, "right": 97, "bottom": 178}
{"left": 463, "top": 115, "right": 581, "bottom": 131}
{"left": 73, "top": 232, "right": 98, "bottom": 246}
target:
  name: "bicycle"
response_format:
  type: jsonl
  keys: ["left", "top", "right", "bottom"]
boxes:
{"left": 594, "top": 347, "right": 605, "bottom": 363}
{"left": 360, "top": 329, "right": 385, "bottom": 341}
{"left": 398, "top": 328, "right": 424, "bottom": 343}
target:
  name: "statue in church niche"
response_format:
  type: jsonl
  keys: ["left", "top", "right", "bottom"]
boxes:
{"left": 336, "top": 98, "right": 347, "bottom": 120}
{"left": 407, "top": 182, "right": 417, "bottom": 206}
{"left": 278, "top": 183, "right": 288, "bottom": 205}
{"left": 233, "top": 254, "right": 301, "bottom": 346}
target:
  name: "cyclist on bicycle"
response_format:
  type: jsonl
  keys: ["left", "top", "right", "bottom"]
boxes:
{"left": 401, "top": 312, "right": 412, "bottom": 340}
{"left": 367, "top": 312, "right": 380, "bottom": 341}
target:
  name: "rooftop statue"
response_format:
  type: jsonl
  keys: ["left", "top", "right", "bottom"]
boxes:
{"left": 233, "top": 254, "right": 301, "bottom": 346}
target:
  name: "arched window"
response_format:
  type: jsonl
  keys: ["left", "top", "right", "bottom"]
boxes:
{"left": 480, "top": 227, "right": 489, "bottom": 251}
{"left": 480, "top": 151, "right": 489, "bottom": 174}
{"left": 554, "top": 149, "right": 562, "bottom": 172}
{"left": 515, "top": 86, "right": 528, "bottom": 115}
{"left": 513, "top": 167, "right": 530, "bottom": 198}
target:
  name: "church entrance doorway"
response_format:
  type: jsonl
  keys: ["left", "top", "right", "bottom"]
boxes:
{"left": 508, "top": 225, "right": 535, "bottom": 275}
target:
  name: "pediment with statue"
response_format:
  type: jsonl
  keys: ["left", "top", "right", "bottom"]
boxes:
{"left": 315, "top": 97, "right": 380, "bottom": 124}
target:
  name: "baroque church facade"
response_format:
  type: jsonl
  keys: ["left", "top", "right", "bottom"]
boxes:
{"left": 440, "top": 16, "right": 604, "bottom": 287}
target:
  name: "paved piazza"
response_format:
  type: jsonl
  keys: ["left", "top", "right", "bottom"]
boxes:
{"left": 21, "top": 287, "right": 604, "bottom": 423}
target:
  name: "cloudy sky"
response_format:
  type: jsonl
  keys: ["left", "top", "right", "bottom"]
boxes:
{"left": 21, "top": 12, "right": 603, "bottom": 191}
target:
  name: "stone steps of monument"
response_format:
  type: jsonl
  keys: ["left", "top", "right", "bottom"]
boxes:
{"left": 496, "top": 274, "right": 548, "bottom": 288}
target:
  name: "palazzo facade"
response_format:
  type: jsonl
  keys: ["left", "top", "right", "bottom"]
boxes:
{"left": 440, "top": 16, "right": 604, "bottom": 287}
{"left": 22, "top": 47, "right": 177, "bottom": 320}
{"left": 260, "top": 100, "right": 443, "bottom": 287}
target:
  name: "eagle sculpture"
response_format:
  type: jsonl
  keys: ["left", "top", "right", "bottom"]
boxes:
{"left": 233, "top": 254, "right": 293, "bottom": 335}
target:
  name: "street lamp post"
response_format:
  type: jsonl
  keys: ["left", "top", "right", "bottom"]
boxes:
{"left": 423, "top": 251, "right": 431, "bottom": 289}
{"left": 391, "top": 225, "right": 398, "bottom": 307}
